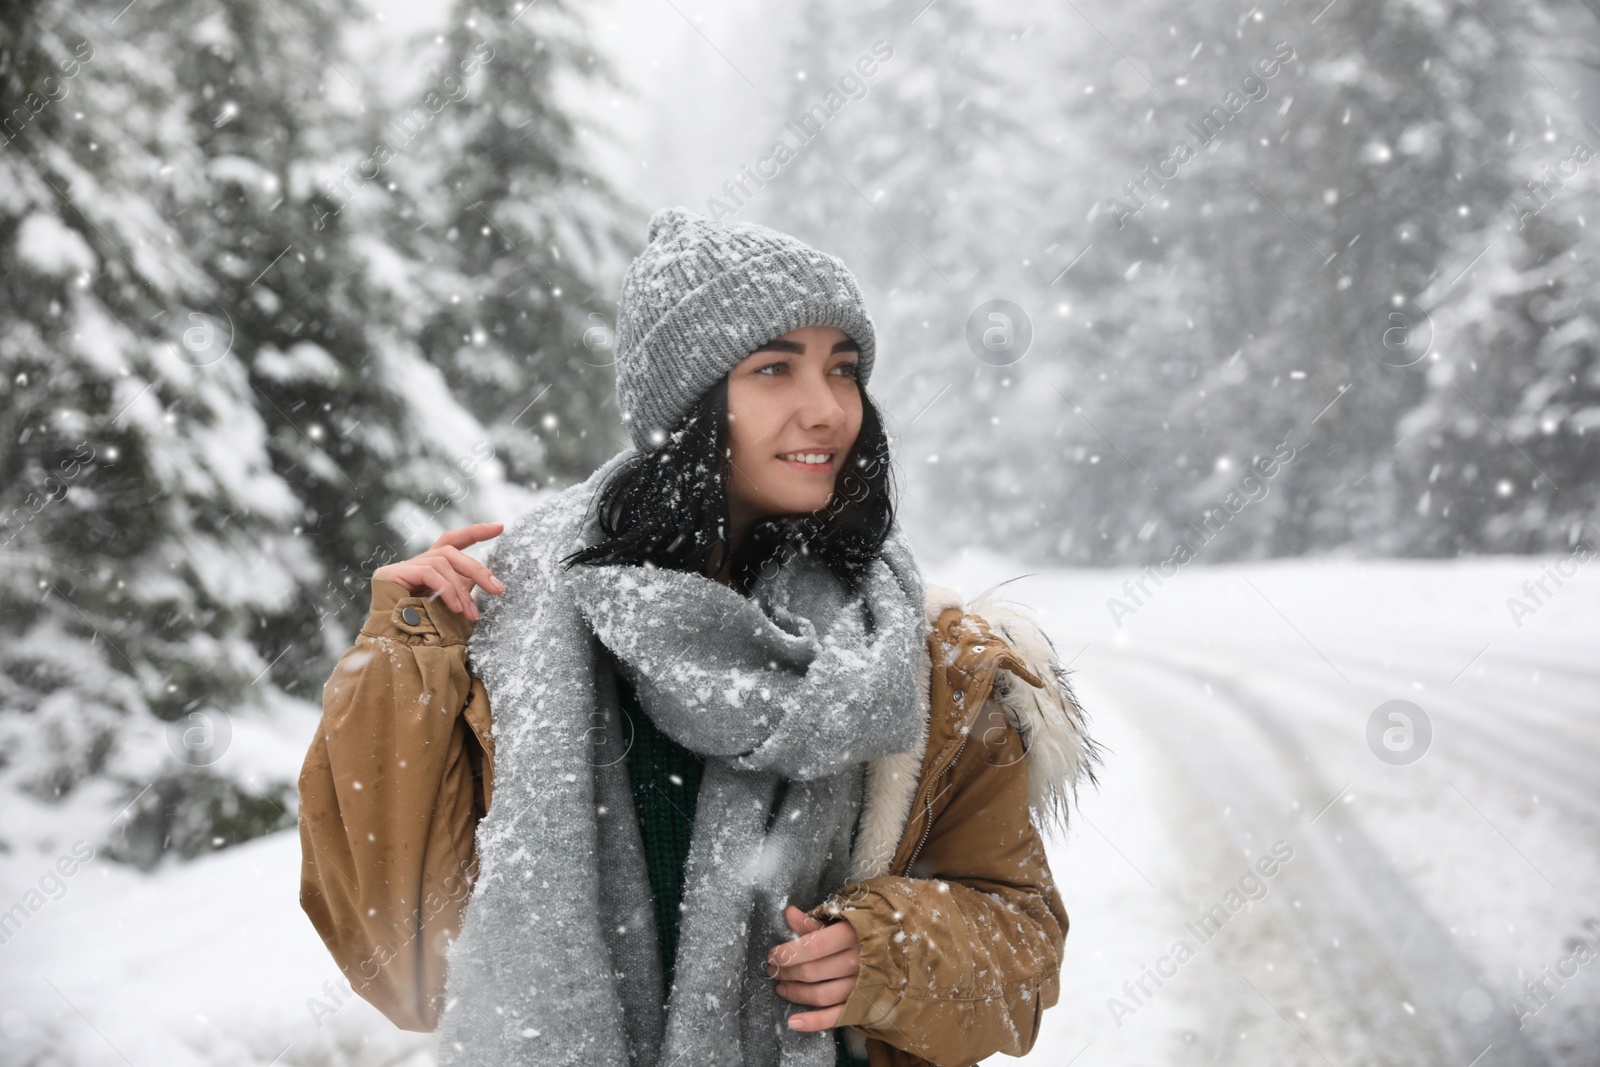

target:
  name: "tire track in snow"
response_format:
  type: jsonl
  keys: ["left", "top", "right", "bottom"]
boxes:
{"left": 1154, "top": 636, "right": 1600, "bottom": 826}
{"left": 1094, "top": 646, "right": 1556, "bottom": 1067}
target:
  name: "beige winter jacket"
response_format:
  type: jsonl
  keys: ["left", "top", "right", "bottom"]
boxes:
{"left": 298, "top": 575, "right": 1097, "bottom": 1066}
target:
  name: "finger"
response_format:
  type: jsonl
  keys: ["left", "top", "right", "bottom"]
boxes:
{"left": 769, "top": 946, "right": 859, "bottom": 983}
{"left": 776, "top": 974, "right": 855, "bottom": 1008}
{"left": 386, "top": 562, "right": 459, "bottom": 604}
{"left": 767, "top": 907, "right": 820, "bottom": 973}
{"left": 786, "top": 1003, "right": 846, "bottom": 1032}
{"left": 437, "top": 543, "right": 506, "bottom": 595}
{"left": 370, "top": 564, "right": 413, "bottom": 592}
{"left": 785, "top": 904, "right": 826, "bottom": 935}
{"left": 385, "top": 555, "right": 482, "bottom": 615}
{"left": 772, "top": 906, "right": 835, "bottom": 960}
{"left": 431, "top": 521, "right": 505, "bottom": 552}
{"left": 436, "top": 559, "right": 482, "bottom": 619}
{"left": 419, "top": 556, "right": 476, "bottom": 616}
{"left": 769, "top": 919, "right": 857, "bottom": 969}
{"left": 418, "top": 556, "right": 479, "bottom": 619}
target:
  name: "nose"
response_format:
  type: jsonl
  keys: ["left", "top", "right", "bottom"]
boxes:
{"left": 795, "top": 365, "right": 846, "bottom": 429}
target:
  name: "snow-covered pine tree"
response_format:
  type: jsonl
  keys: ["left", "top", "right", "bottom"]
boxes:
{"left": 1021, "top": 0, "right": 1343, "bottom": 565}
{"left": 1021, "top": 0, "right": 1543, "bottom": 563}
{"left": 977, "top": 3, "right": 1216, "bottom": 566}
{"left": 1232, "top": 0, "right": 1537, "bottom": 555}
{"left": 1, "top": 0, "right": 315, "bottom": 867}
{"left": 156, "top": 0, "right": 522, "bottom": 689}
{"left": 381, "top": 0, "right": 639, "bottom": 486}
{"left": 108, "top": 0, "right": 526, "bottom": 866}
{"left": 763, "top": 0, "right": 1058, "bottom": 559}
{"left": 1391, "top": 3, "right": 1598, "bottom": 554}
{"left": 2, "top": 0, "right": 550, "bottom": 870}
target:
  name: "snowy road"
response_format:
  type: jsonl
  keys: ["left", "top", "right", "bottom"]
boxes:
{"left": 953, "top": 555, "right": 1600, "bottom": 1067}
{"left": 1, "top": 558, "right": 1594, "bottom": 1066}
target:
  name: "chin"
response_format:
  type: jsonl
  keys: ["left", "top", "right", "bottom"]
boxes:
{"left": 764, "top": 486, "right": 836, "bottom": 518}
{"left": 765, "top": 499, "right": 831, "bottom": 519}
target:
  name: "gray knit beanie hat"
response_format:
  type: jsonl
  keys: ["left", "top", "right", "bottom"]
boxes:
{"left": 613, "top": 206, "right": 878, "bottom": 451}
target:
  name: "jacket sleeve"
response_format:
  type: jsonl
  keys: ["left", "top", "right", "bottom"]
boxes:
{"left": 807, "top": 701, "right": 1069, "bottom": 1067}
{"left": 297, "top": 576, "right": 495, "bottom": 1032}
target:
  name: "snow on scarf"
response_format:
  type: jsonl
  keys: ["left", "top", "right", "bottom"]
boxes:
{"left": 435, "top": 444, "right": 928, "bottom": 1067}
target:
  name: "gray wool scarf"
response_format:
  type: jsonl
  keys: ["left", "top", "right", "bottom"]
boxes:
{"left": 434, "top": 445, "right": 928, "bottom": 1067}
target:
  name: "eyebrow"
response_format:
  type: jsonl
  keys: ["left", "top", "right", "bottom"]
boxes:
{"left": 752, "top": 338, "right": 861, "bottom": 354}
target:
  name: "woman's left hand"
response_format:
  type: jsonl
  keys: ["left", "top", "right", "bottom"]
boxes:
{"left": 766, "top": 904, "right": 861, "bottom": 1031}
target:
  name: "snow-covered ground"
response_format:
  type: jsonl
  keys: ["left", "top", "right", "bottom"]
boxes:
{"left": 931, "top": 550, "right": 1600, "bottom": 1067}
{"left": 2, "top": 555, "right": 1595, "bottom": 1066}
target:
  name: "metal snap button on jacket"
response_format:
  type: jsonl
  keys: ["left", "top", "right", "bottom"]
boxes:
{"left": 401, "top": 606, "right": 422, "bottom": 626}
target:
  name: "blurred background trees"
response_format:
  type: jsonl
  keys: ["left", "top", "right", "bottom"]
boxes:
{"left": 2, "top": 0, "right": 1596, "bottom": 865}
{"left": 1, "top": 0, "right": 632, "bottom": 866}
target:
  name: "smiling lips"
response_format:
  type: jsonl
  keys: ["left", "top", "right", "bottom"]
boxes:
{"left": 777, "top": 451, "right": 835, "bottom": 471}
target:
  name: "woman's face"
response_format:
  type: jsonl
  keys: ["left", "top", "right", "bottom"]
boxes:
{"left": 724, "top": 324, "right": 864, "bottom": 526}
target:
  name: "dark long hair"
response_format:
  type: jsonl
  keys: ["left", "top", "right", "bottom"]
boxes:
{"left": 560, "top": 374, "right": 898, "bottom": 596}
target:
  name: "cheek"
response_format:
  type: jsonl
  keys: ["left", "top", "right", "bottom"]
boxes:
{"left": 724, "top": 414, "right": 748, "bottom": 462}
{"left": 843, "top": 395, "right": 864, "bottom": 448}
{"left": 724, "top": 386, "right": 769, "bottom": 469}
{"left": 725, "top": 400, "right": 748, "bottom": 457}
{"left": 728, "top": 385, "right": 779, "bottom": 446}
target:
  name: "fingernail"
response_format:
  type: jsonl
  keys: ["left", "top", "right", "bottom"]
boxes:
{"left": 788, "top": 1018, "right": 803, "bottom": 1030}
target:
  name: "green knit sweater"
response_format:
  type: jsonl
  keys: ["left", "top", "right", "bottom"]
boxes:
{"left": 616, "top": 670, "right": 869, "bottom": 1066}
{"left": 617, "top": 668, "right": 705, "bottom": 993}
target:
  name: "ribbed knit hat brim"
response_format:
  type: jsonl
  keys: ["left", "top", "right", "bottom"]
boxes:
{"left": 614, "top": 207, "right": 877, "bottom": 449}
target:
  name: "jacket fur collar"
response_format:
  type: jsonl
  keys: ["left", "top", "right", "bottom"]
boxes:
{"left": 847, "top": 584, "right": 1100, "bottom": 883}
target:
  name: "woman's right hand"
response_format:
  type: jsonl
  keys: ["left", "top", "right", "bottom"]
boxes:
{"left": 372, "top": 522, "right": 506, "bottom": 622}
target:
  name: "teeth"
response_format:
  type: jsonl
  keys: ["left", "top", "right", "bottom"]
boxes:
{"left": 779, "top": 452, "right": 832, "bottom": 464}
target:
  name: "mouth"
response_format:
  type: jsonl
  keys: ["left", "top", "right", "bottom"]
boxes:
{"left": 776, "top": 450, "right": 836, "bottom": 473}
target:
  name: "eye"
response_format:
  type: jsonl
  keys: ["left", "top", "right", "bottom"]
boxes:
{"left": 832, "top": 361, "right": 860, "bottom": 377}
{"left": 754, "top": 360, "right": 787, "bottom": 376}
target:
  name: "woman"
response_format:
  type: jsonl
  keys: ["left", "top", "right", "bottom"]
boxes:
{"left": 298, "top": 207, "right": 1101, "bottom": 1066}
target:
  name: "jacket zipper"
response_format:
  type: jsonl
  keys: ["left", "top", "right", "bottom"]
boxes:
{"left": 899, "top": 730, "right": 971, "bottom": 876}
